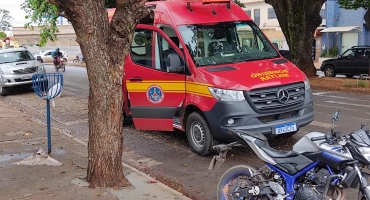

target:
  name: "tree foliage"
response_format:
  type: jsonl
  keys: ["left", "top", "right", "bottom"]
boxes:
{"left": 105, "top": 0, "right": 116, "bottom": 8}
{"left": 0, "top": 9, "right": 13, "bottom": 29}
{"left": 21, "top": 1, "right": 59, "bottom": 46}
{"left": 337, "top": 0, "right": 370, "bottom": 9}
{"left": 0, "top": 32, "right": 7, "bottom": 38}
{"left": 233, "top": 0, "right": 245, "bottom": 8}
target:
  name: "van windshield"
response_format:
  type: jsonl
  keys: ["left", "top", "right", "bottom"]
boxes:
{"left": 178, "top": 21, "right": 279, "bottom": 67}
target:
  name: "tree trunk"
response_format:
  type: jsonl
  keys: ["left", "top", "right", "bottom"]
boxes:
{"left": 51, "top": 0, "right": 147, "bottom": 188}
{"left": 265, "top": 0, "right": 326, "bottom": 77}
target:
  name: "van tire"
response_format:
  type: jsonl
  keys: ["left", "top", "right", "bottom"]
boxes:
{"left": 186, "top": 112, "right": 216, "bottom": 156}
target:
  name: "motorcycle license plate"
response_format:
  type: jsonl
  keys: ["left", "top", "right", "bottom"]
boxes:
{"left": 275, "top": 122, "right": 297, "bottom": 134}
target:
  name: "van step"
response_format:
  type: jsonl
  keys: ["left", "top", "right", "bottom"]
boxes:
{"left": 173, "top": 117, "right": 182, "bottom": 129}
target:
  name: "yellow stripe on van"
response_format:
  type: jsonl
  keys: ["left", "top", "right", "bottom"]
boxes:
{"left": 126, "top": 82, "right": 185, "bottom": 91}
{"left": 186, "top": 82, "right": 212, "bottom": 97}
{"left": 125, "top": 81, "right": 213, "bottom": 97}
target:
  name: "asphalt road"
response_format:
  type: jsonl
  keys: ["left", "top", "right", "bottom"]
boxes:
{"left": 1, "top": 64, "right": 370, "bottom": 200}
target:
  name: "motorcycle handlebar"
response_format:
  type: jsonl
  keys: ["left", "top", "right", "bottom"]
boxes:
{"left": 311, "top": 136, "right": 326, "bottom": 141}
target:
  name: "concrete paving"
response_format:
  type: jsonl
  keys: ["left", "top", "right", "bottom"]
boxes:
{"left": 0, "top": 99, "right": 191, "bottom": 200}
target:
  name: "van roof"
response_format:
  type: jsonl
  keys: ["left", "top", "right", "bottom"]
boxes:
{"left": 108, "top": 1, "right": 252, "bottom": 26}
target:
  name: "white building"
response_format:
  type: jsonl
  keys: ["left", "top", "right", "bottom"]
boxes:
{"left": 240, "top": 0, "right": 326, "bottom": 61}
{"left": 240, "top": 0, "right": 289, "bottom": 49}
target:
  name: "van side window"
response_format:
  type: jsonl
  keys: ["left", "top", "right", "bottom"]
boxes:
{"left": 155, "top": 28, "right": 184, "bottom": 71}
{"left": 131, "top": 30, "right": 153, "bottom": 68}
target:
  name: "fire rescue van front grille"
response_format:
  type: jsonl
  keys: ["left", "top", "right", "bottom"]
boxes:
{"left": 244, "top": 82, "right": 305, "bottom": 113}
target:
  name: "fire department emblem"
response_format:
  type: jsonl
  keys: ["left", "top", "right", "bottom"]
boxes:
{"left": 146, "top": 85, "right": 164, "bottom": 104}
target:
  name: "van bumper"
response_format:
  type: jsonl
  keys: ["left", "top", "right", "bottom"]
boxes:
{"left": 203, "top": 89, "right": 314, "bottom": 142}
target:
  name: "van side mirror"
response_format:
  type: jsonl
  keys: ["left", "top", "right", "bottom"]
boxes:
{"left": 167, "top": 53, "right": 184, "bottom": 73}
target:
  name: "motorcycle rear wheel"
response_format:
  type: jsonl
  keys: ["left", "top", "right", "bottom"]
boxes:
{"left": 217, "top": 165, "right": 268, "bottom": 200}
{"left": 62, "top": 64, "right": 66, "bottom": 72}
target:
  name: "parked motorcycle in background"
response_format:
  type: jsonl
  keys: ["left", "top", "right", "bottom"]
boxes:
{"left": 209, "top": 111, "right": 370, "bottom": 200}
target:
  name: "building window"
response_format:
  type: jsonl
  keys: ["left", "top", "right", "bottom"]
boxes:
{"left": 245, "top": 9, "right": 251, "bottom": 16}
{"left": 254, "top": 9, "right": 260, "bottom": 26}
{"left": 268, "top": 8, "right": 277, "bottom": 19}
{"left": 320, "top": 9, "right": 326, "bottom": 19}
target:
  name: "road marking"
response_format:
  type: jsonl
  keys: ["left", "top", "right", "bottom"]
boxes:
{"left": 309, "top": 121, "right": 333, "bottom": 128}
{"left": 312, "top": 92, "right": 334, "bottom": 95}
{"left": 325, "top": 100, "right": 370, "bottom": 108}
{"left": 314, "top": 103, "right": 357, "bottom": 111}
{"left": 313, "top": 93, "right": 370, "bottom": 102}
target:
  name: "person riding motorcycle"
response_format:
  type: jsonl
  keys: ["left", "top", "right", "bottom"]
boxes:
{"left": 52, "top": 48, "right": 63, "bottom": 67}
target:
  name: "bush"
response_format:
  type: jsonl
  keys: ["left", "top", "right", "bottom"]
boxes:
{"left": 320, "top": 47, "right": 339, "bottom": 58}
{"left": 358, "top": 80, "right": 369, "bottom": 88}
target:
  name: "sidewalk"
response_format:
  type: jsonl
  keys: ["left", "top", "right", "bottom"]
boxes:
{"left": 0, "top": 99, "right": 191, "bottom": 200}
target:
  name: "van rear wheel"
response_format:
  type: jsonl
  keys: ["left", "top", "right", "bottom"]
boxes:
{"left": 186, "top": 112, "right": 216, "bottom": 156}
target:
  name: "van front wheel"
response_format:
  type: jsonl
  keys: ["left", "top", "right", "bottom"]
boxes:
{"left": 186, "top": 112, "right": 216, "bottom": 156}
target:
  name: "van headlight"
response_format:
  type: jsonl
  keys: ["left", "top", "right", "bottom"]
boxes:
{"left": 304, "top": 78, "right": 311, "bottom": 90}
{"left": 358, "top": 147, "right": 370, "bottom": 161}
{"left": 208, "top": 87, "right": 245, "bottom": 101}
{"left": 0, "top": 68, "right": 14, "bottom": 75}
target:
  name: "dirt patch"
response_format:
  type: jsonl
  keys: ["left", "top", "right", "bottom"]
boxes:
{"left": 309, "top": 76, "right": 370, "bottom": 95}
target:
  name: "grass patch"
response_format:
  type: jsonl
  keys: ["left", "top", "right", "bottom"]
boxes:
{"left": 309, "top": 76, "right": 370, "bottom": 95}
{"left": 343, "top": 80, "right": 369, "bottom": 88}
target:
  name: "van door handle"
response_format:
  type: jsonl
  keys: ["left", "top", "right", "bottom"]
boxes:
{"left": 129, "top": 77, "right": 142, "bottom": 82}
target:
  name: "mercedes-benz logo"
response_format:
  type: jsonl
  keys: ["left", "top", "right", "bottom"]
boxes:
{"left": 277, "top": 89, "right": 290, "bottom": 103}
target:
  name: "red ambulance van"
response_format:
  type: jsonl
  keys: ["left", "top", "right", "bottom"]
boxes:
{"left": 109, "top": 0, "right": 314, "bottom": 156}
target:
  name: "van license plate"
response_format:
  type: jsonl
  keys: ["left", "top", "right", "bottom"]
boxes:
{"left": 22, "top": 76, "right": 32, "bottom": 80}
{"left": 275, "top": 122, "right": 297, "bottom": 134}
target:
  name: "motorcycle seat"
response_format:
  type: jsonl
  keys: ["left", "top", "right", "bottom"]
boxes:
{"left": 260, "top": 146, "right": 299, "bottom": 158}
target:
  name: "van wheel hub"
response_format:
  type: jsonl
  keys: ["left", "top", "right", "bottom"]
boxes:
{"left": 190, "top": 122, "right": 204, "bottom": 148}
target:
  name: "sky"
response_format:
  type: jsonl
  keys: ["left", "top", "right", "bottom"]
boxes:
{"left": 1, "top": 0, "right": 31, "bottom": 27}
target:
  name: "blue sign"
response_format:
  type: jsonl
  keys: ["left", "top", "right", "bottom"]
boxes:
{"left": 146, "top": 85, "right": 164, "bottom": 104}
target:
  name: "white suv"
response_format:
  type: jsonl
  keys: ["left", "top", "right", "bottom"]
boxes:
{"left": 0, "top": 49, "right": 46, "bottom": 96}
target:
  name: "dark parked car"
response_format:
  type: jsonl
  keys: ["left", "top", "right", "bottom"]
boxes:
{"left": 320, "top": 46, "right": 370, "bottom": 77}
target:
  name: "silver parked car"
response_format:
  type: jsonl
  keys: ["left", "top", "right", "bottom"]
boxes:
{"left": 0, "top": 49, "right": 46, "bottom": 96}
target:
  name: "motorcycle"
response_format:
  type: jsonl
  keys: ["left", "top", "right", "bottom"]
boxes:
{"left": 209, "top": 111, "right": 370, "bottom": 200}
{"left": 54, "top": 56, "right": 66, "bottom": 72}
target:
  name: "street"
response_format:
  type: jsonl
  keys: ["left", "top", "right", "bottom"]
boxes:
{"left": 1, "top": 64, "right": 370, "bottom": 200}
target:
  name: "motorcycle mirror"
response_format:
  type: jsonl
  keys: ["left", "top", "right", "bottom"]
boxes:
{"left": 332, "top": 111, "right": 341, "bottom": 121}
{"left": 361, "top": 122, "right": 369, "bottom": 129}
